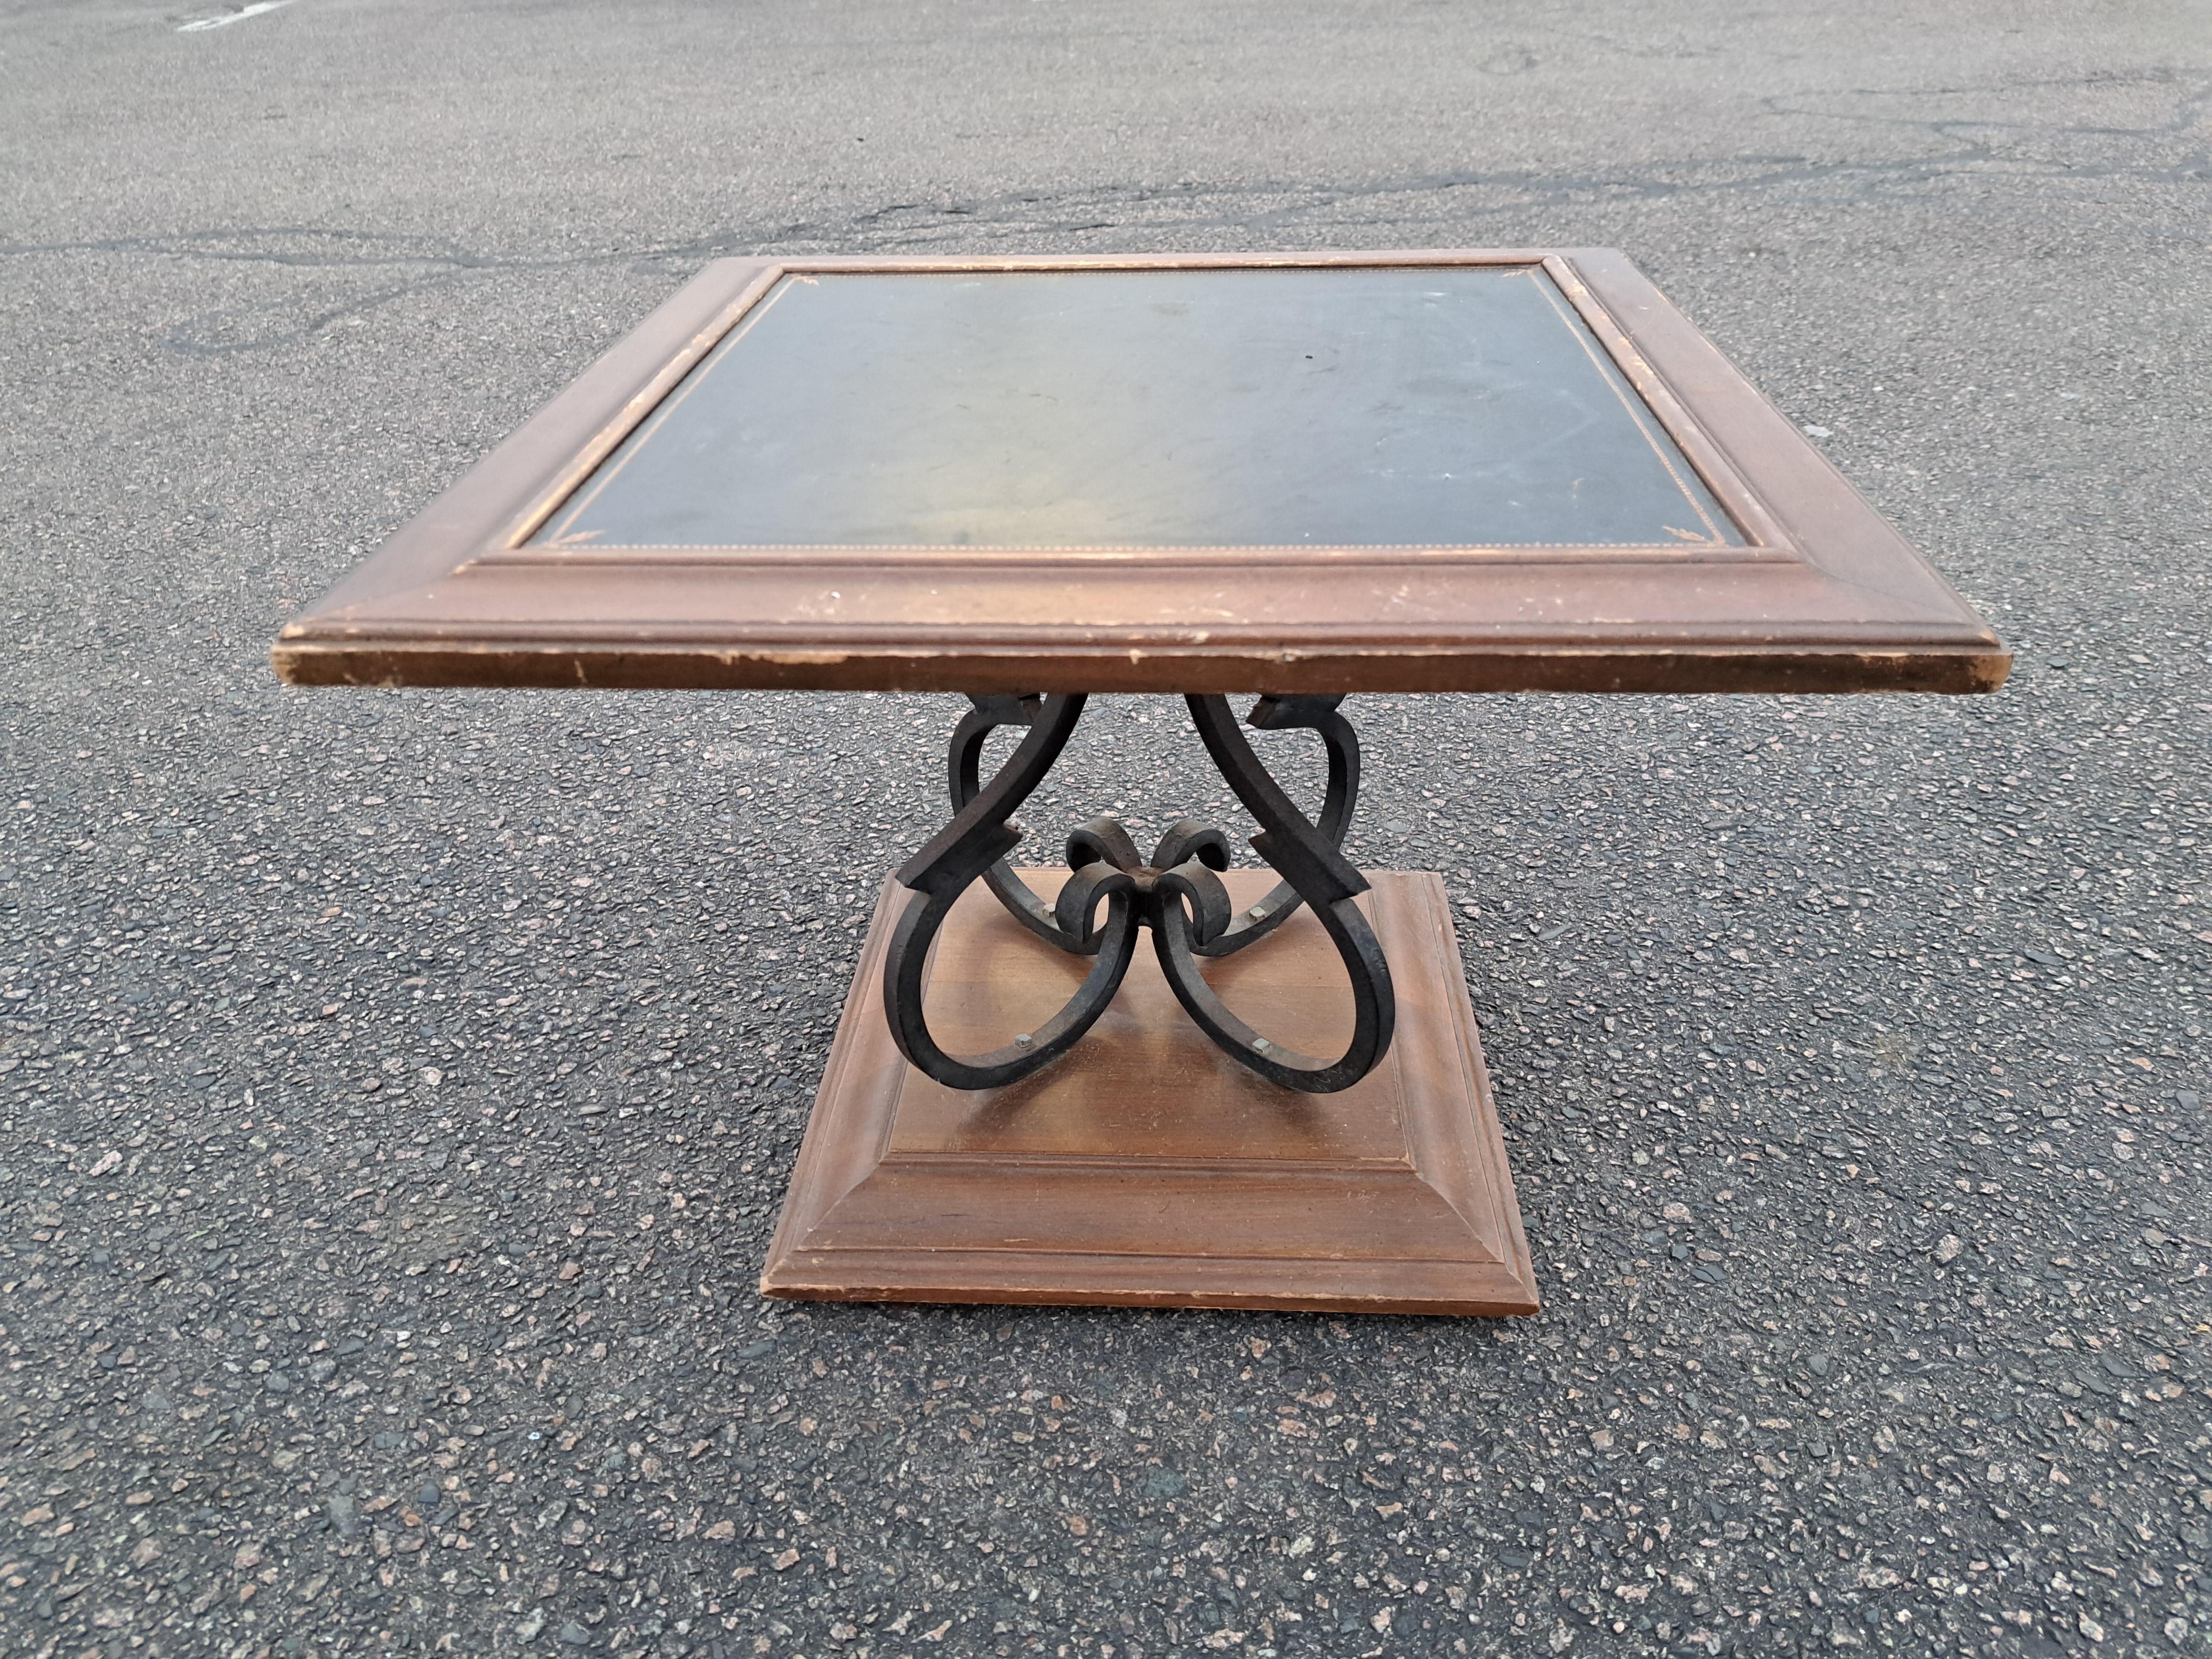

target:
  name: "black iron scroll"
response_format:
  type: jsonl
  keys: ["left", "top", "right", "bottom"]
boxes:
{"left": 883, "top": 693, "right": 1395, "bottom": 1095}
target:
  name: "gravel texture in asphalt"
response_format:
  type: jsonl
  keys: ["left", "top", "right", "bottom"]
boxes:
{"left": 1, "top": 2, "right": 2208, "bottom": 1656}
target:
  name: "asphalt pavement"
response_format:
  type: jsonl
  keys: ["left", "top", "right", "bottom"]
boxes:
{"left": 1, "top": 1, "right": 2208, "bottom": 1655}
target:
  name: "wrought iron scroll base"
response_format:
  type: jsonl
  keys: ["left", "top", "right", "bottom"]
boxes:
{"left": 883, "top": 694, "right": 1395, "bottom": 1094}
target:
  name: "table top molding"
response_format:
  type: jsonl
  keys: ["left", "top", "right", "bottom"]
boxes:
{"left": 275, "top": 248, "right": 2008, "bottom": 696}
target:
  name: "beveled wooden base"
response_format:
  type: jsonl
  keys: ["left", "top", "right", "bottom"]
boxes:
{"left": 759, "top": 868, "right": 1539, "bottom": 1316}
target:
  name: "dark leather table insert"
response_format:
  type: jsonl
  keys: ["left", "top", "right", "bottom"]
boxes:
{"left": 535, "top": 265, "right": 1743, "bottom": 552}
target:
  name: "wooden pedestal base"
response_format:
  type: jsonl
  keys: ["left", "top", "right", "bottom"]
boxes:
{"left": 760, "top": 868, "right": 1538, "bottom": 1316}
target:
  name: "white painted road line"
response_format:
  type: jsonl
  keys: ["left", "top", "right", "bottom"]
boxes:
{"left": 177, "top": 0, "right": 296, "bottom": 32}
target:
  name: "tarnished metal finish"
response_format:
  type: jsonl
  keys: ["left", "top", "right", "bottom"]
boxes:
{"left": 884, "top": 694, "right": 1141, "bottom": 1090}
{"left": 1162, "top": 695, "right": 1394, "bottom": 1092}
{"left": 887, "top": 693, "right": 1396, "bottom": 1095}
{"left": 947, "top": 693, "right": 1085, "bottom": 951}
{"left": 1181, "top": 694, "right": 1360, "bottom": 958}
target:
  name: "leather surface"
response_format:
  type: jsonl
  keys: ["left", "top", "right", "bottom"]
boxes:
{"left": 536, "top": 265, "right": 1744, "bottom": 549}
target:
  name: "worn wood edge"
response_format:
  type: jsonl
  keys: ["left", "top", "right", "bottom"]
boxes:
{"left": 766, "top": 249, "right": 1560, "bottom": 273}
{"left": 1381, "top": 874, "right": 1538, "bottom": 1299}
{"left": 758, "top": 875, "right": 909, "bottom": 1280}
{"left": 271, "top": 258, "right": 774, "bottom": 631}
{"left": 273, "top": 640, "right": 2011, "bottom": 696}
{"left": 1358, "top": 874, "right": 1485, "bottom": 1236}
{"left": 758, "top": 870, "right": 1543, "bottom": 1317}
{"left": 1561, "top": 249, "right": 2006, "bottom": 632}
{"left": 1539, "top": 253, "right": 1791, "bottom": 555}
{"left": 499, "top": 261, "right": 787, "bottom": 549}
{"left": 758, "top": 1258, "right": 1542, "bottom": 1318}
{"left": 1410, "top": 873, "right": 1539, "bottom": 1302}
{"left": 474, "top": 542, "right": 1795, "bottom": 569}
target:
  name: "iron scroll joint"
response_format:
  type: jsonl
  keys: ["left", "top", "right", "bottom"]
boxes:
{"left": 881, "top": 693, "right": 1395, "bottom": 1094}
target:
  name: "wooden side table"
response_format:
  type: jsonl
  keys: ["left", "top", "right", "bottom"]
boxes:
{"left": 274, "top": 251, "right": 2007, "bottom": 1316}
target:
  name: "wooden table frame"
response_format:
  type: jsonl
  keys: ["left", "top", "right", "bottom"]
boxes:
{"left": 272, "top": 250, "right": 2008, "bottom": 698}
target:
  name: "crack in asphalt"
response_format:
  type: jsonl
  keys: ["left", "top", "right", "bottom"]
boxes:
{"left": 1, "top": 68, "right": 2204, "bottom": 356}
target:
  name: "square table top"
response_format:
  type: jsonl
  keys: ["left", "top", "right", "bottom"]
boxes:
{"left": 273, "top": 250, "right": 2008, "bottom": 697}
